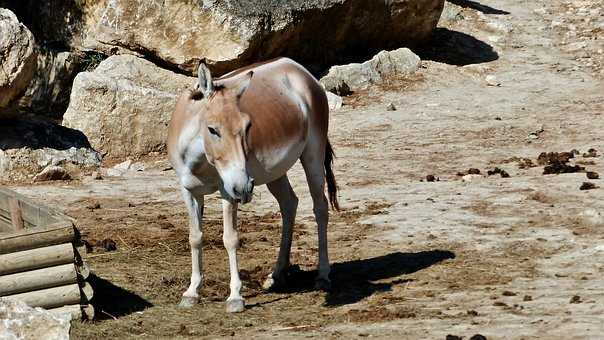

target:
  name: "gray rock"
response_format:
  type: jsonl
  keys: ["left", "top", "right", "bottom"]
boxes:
{"left": 320, "top": 48, "right": 421, "bottom": 94}
{"left": 0, "top": 298, "right": 71, "bottom": 340}
{"left": 0, "top": 147, "right": 100, "bottom": 181}
{"left": 33, "top": 165, "right": 71, "bottom": 182}
{"left": 326, "top": 91, "right": 343, "bottom": 111}
{"left": 113, "top": 159, "right": 133, "bottom": 172}
{"left": 386, "top": 102, "right": 397, "bottom": 111}
{"left": 2, "top": 0, "right": 444, "bottom": 75}
{"left": 0, "top": 9, "right": 37, "bottom": 116}
{"left": 63, "top": 54, "right": 195, "bottom": 158}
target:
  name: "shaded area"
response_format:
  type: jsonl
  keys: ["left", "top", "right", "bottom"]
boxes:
{"left": 447, "top": 0, "right": 510, "bottom": 15}
{"left": 416, "top": 28, "right": 499, "bottom": 65}
{"left": 0, "top": 117, "right": 92, "bottom": 150}
{"left": 265, "top": 250, "right": 455, "bottom": 307}
{"left": 88, "top": 273, "right": 153, "bottom": 320}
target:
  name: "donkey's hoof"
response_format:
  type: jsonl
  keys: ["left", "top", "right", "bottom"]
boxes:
{"left": 314, "top": 278, "right": 332, "bottom": 292}
{"left": 179, "top": 296, "right": 198, "bottom": 308}
{"left": 262, "top": 274, "right": 285, "bottom": 291}
{"left": 226, "top": 298, "right": 245, "bottom": 313}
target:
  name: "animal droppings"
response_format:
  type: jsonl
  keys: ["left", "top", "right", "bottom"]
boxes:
{"left": 580, "top": 182, "right": 598, "bottom": 190}
{"left": 586, "top": 171, "right": 599, "bottom": 179}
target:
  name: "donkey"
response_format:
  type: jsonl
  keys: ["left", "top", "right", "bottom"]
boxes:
{"left": 167, "top": 57, "right": 339, "bottom": 313}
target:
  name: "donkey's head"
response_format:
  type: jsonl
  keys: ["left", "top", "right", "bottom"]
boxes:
{"left": 194, "top": 63, "right": 254, "bottom": 203}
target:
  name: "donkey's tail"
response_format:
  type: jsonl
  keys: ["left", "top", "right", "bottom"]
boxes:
{"left": 324, "top": 139, "right": 340, "bottom": 211}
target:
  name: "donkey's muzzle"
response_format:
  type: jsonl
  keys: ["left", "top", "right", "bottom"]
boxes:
{"left": 235, "top": 177, "right": 254, "bottom": 204}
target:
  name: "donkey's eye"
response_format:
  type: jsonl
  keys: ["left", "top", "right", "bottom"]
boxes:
{"left": 208, "top": 126, "right": 221, "bottom": 137}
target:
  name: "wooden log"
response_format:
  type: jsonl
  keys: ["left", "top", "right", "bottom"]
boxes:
{"left": 80, "top": 282, "right": 94, "bottom": 302}
{"left": 0, "top": 263, "right": 77, "bottom": 296}
{"left": 3, "top": 283, "right": 82, "bottom": 309}
{"left": 76, "top": 263, "right": 90, "bottom": 280}
{"left": 0, "top": 243, "right": 74, "bottom": 275}
{"left": 48, "top": 304, "right": 83, "bottom": 320}
{"left": 82, "top": 304, "right": 95, "bottom": 320}
{"left": 0, "top": 222, "right": 75, "bottom": 255}
{"left": 8, "top": 197, "right": 24, "bottom": 231}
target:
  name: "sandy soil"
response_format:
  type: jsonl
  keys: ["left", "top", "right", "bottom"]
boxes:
{"left": 6, "top": 0, "right": 604, "bottom": 339}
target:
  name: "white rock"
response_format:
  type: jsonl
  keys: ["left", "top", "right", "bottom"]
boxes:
{"left": 485, "top": 75, "right": 501, "bottom": 86}
{"left": 326, "top": 91, "right": 343, "bottom": 111}
{"left": 113, "top": 159, "right": 133, "bottom": 172}
{"left": 462, "top": 174, "right": 483, "bottom": 182}
{"left": 0, "top": 298, "right": 71, "bottom": 340}
{"left": 320, "top": 48, "right": 421, "bottom": 94}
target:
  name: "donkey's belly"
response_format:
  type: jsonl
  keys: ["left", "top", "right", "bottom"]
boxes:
{"left": 248, "top": 138, "right": 306, "bottom": 185}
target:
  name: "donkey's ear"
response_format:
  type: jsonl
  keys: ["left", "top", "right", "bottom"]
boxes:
{"left": 195, "top": 62, "right": 214, "bottom": 98}
{"left": 235, "top": 71, "right": 253, "bottom": 101}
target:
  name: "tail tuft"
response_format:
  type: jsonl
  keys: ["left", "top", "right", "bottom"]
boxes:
{"left": 324, "top": 140, "right": 340, "bottom": 211}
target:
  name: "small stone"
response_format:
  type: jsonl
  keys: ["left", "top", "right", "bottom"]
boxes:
{"left": 113, "top": 159, "right": 132, "bottom": 171}
{"left": 462, "top": 174, "right": 483, "bottom": 182}
{"left": 326, "top": 91, "right": 343, "bottom": 111}
{"left": 502, "top": 290, "right": 517, "bottom": 296}
{"left": 426, "top": 174, "right": 438, "bottom": 182}
{"left": 468, "top": 168, "right": 481, "bottom": 175}
{"left": 33, "top": 166, "right": 72, "bottom": 182}
{"left": 485, "top": 75, "right": 501, "bottom": 86}
{"left": 523, "top": 295, "right": 533, "bottom": 301}
{"left": 386, "top": 102, "right": 397, "bottom": 111}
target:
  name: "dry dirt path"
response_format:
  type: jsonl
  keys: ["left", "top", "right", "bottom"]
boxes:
{"left": 8, "top": 0, "right": 604, "bottom": 339}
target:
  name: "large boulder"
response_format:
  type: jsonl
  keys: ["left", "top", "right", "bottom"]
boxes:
{"left": 3, "top": 0, "right": 444, "bottom": 75}
{"left": 320, "top": 48, "right": 421, "bottom": 94}
{"left": 62, "top": 54, "right": 195, "bottom": 158}
{"left": 0, "top": 299, "right": 71, "bottom": 340}
{"left": 0, "top": 8, "right": 37, "bottom": 116}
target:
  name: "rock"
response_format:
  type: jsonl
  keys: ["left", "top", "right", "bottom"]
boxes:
{"left": 0, "top": 298, "right": 71, "bottom": 340}
{"left": 0, "top": 147, "right": 100, "bottom": 182}
{"left": 3, "top": 0, "right": 444, "bottom": 75}
{"left": 0, "top": 9, "right": 37, "bottom": 116}
{"left": 63, "top": 54, "right": 195, "bottom": 158}
{"left": 113, "top": 160, "right": 133, "bottom": 172}
{"left": 386, "top": 102, "right": 397, "bottom": 111}
{"left": 320, "top": 48, "right": 421, "bottom": 94}
{"left": 462, "top": 174, "right": 483, "bottom": 182}
{"left": 15, "top": 49, "right": 85, "bottom": 119}
{"left": 0, "top": 117, "right": 100, "bottom": 181}
{"left": 33, "top": 165, "right": 71, "bottom": 182}
{"left": 131, "top": 161, "right": 145, "bottom": 172}
{"left": 104, "top": 168, "right": 124, "bottom": 177}
{"left": 485, "top": 75, "right": 501, "bottom": 86}
{"left": 326, "top": 91, "right": 343, "bottom": 111}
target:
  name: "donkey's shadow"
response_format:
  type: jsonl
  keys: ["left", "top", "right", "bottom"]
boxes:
{"left": 267, "top": 250, "right": 455, "bottom": 306}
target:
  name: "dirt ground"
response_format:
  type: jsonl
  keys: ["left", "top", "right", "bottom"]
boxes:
{"left": 6, "top": 0, "right": 604, "bottom": 339}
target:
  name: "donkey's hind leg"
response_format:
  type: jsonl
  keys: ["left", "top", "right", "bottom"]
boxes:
{"left": 263, "top": 175, "right": 298, "bottom": 290}
{"left": 300, "top": 144, "right": 331, "bottom": 291}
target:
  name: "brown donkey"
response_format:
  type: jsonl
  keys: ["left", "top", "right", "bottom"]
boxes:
{"left": 167, "top": 58, "right": 339, "bottom": 312}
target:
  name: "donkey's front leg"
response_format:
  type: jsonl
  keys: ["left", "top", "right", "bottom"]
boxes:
{"left": 222, "top": 199, "right": 245, "bottom": 313}
{"left": 180, "top": 189, "right": 204, "bottom": 308}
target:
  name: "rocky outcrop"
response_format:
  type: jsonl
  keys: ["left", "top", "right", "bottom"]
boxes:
{"left": 0, "top": 117, "right": 101, "bottom": 181}
{"left": 0, "top": 299, "right": 71, "bottom": 340}
{"left": 15, "top": 49, "right": 85, "bottom": 119}
{"left": 3, "top": 0, "right": 444, "bottom": 75}
{"left": 62, "top": 54, "right": 195, "bottom": 158}
{"left": 0, "top": 8, "right": 37, "bottom": 116}
{"left": 320, "top": 48, "right": 421, "bottom": 94}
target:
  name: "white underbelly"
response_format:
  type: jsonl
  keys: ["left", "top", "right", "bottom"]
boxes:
{"left": 248, "top": 139, "right": 306, "bottom": 185}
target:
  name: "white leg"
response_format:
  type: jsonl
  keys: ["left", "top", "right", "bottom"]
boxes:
{"left": 301, "top": 149, "right": 331, "bottom": 290}
{"left": 263, "top": 175, "right": 298, "bottom": 290}
{"left": 223, "top": 199, "right": 245, "bottom": 312}
{"left": 180, "top": 188, "right": 204, "bottom": 307}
